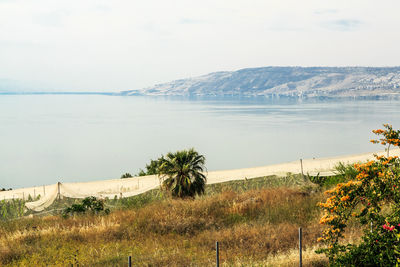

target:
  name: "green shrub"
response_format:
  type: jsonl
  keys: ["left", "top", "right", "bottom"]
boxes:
{"left": 137, "top": 156, "right": 166, "bottom": 176}
{"left": 0, "top": 199, "right": 25, "bottom": 220}
{"left": 307, "top": 163, "right": 358, "bottom": 189}
{"left": 120, "top": 173, "right": 133, "bottom": 179}
{"left": 1, "top": 188, "right": 12, "bottom": 191}
{"left": 308, "top": 173, "right": 349, "bottom": 188}
{"left": 63, "top": 197, "right": 110, "bottom": 217}
{"left": 334, "top": 162, "right": 358, "bottom": 180}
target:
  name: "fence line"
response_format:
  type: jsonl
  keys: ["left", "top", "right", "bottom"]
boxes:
{"left": 67, "top": 229, "right": 306, "bottom": 266}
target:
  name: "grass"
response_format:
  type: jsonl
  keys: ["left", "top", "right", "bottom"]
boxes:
{"left": 0, "top": 173, "right": 361, "bottom": 266}
{"left": 108, "top": 173, "right": 318, "bottom": 211}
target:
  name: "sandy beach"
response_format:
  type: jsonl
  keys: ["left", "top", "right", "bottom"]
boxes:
{"left": 1, "top": 149, "right": 399, "bottom": 211}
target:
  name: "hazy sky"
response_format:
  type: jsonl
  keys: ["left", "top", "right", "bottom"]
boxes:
{"left": 1, "top": 0, "right": 399, "bottom": 92}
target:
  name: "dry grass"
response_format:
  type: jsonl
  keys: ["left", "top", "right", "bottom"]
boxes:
{"left": 0, "top": 184, "right": 360, "bottom": 266}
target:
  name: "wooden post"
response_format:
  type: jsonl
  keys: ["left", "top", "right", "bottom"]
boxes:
{"left": 299, "top": 227, "right": 303, "bottom": 267}
{"left": 57, "top": 182, "right": 61, "bottom": 200}
{"left": 34, "top": 188, "right": 36, "bottom": 199}
{"left": 300, "top": 159, "right": 304, "bottom": 178}
{"left": 216, "top": 241, "right": 219, "bottom": 267}
{"left": 23, "top": 192, "right": 25, "bottom": 201}
{"left": 43, "top": 185, "right": 46, "bottom": 196}
{"left": 74, "top": 250, "right": 78, "bottom": 267}
{"left": 128, "top": 256, "right": 132, "bottom": 267}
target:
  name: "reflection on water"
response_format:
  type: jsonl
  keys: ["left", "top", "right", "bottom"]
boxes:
{"left": 0, "top": 95, "right": 399, "bottom": 188}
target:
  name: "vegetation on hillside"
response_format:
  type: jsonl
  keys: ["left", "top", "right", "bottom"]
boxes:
{"left": 4, "top": 124, "right": 397, "bottom": 265}
{"left": 0, "top": 173, "right": 350, "bottom": 266}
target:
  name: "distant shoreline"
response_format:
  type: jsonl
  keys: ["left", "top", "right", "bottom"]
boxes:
{"left": 0, "top": 91, "right": 119, "bottom": 96}
{"left": 1, "top": 91, "right": 400, "bottom": 100}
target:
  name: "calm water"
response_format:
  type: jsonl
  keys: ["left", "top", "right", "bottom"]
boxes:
{"left": 1, "top": 95, "right": 399, "bottom": 188}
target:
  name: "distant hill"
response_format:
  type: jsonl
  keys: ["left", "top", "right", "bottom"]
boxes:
{"left": 122, "top": 67, "right": 400, "bottom": 98}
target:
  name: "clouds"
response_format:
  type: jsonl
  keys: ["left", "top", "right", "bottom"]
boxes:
{"left": 0, "top": 0, "right": 399, "bottom": 91}
{"left": 323, "top": 19, "right": 363, "bottom": 31}
{"left": 314, "top": 9, "right": 339, "bottom": 15}
{"left": 178, "top": 18, "right": 209, "bottom": 25}
{"left": 32, "top": 9, "right": 71, "bottom": 28}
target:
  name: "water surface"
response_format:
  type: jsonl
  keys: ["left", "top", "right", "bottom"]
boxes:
{"left": 1, "top": 95, "right": 399, "bottom": 188}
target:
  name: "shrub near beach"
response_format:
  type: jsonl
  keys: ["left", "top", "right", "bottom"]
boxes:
{"left": 317, "top": 124, "right": 400, "bottom": 265}
{"left": 62, "top": 197, "right": 110, "bottom": 217}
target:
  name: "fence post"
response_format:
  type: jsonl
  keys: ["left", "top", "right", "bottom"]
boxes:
{"left": 299, "top": 227, "right": 302, "bottom": 267}
{"left": 128, "top": 256, "right": 132, "bottom": 267}
{"left": 74, "top": 250, "right": 78, "bottom": 267}
{"left": 57, "top": 182, "right": 61, "bottom": 200}
{"left": 43, "top": 185, "right": 46, "bottom": 196}
{"left": 300, "top": 159, "right": 304, "bottom": 178}
{"left": 216, "top": 241, "right": 219, "bottom": 267}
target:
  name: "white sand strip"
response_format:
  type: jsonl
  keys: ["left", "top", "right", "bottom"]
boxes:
{"left": 206, "top": 149, "right": 400, "bottom": 184}
{"left": 1, "top": 149, "right": 399, "bottom": 211}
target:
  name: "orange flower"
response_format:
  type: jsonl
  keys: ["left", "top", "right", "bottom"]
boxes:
{"left": 340, "top": 195, "right": 350, "bottom": 201}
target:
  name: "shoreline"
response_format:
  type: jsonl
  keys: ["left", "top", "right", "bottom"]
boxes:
{"left": 1, "top": 149, "right": 399, "bottom": 210}
{"left": 3, "top": 149, "right": 400, "bottom": 191}
{"left": 2, "top": 149, "right": 400, "bottom": 193}
{"left": 207, "top": 149, "right": 400, "bottom": 184}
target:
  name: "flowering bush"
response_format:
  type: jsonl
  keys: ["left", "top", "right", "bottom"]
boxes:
{"left": 317, "top": 124, "right": 400, "bottom": 266}
{"left": 371, "top": 123, "right": 400, "bottom": 157}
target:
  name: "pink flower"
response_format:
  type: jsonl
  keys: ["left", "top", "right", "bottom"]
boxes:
{"left": 383, "top": 223, "right": 395, "bottom": 231}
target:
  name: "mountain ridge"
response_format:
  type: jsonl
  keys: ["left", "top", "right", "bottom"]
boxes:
{"left": 122, "top": 66, "right": 400, "bottom": 98}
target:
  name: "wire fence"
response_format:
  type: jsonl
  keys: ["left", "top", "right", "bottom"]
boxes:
{"left": 67, "top": 228, "right": 306, "bottom": 267}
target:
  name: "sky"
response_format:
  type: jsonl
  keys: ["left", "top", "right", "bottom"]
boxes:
{"left": 0, "top": 0, "right": 400, "bottom": 92}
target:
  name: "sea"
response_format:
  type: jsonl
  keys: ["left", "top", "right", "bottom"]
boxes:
{"left": 1, "top": 94, "right": 399, "bottom": 188}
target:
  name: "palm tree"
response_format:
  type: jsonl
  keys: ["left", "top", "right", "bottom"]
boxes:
{"left": 158, "top": 148, "right": 206, "bottom": 198}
